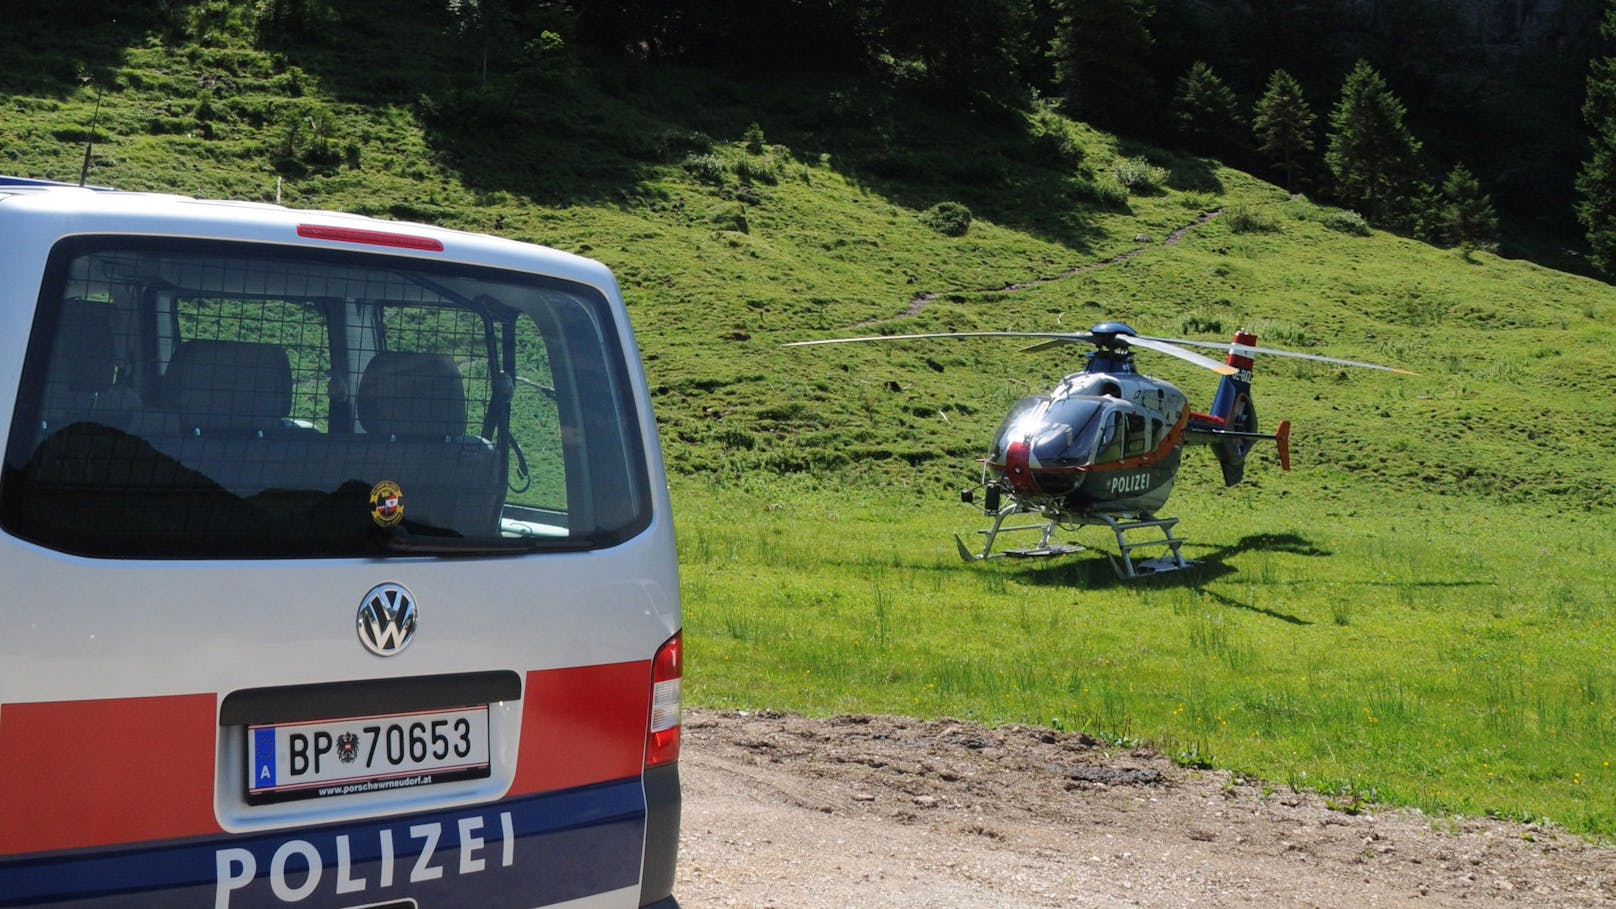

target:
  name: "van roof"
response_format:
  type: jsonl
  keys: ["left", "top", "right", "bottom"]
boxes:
{"left": 0, "top": 175, "right": 615, "bottom": 288}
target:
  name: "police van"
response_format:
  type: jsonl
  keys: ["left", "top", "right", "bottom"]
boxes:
{"left": 0, "top": 176, "right": 681, "bottom": 908}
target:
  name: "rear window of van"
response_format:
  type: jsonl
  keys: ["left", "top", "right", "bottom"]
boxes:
{"left": 1, "top": 236, "right": 652, "bottom": 558}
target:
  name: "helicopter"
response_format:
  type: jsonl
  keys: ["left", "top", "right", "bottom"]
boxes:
{"left": 786, "top": 322, "right": 1412, "bottom": 578}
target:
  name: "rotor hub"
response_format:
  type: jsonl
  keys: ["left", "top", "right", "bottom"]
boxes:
{"left": 1087, "top": 322, "right": 1138, "bottom": 350}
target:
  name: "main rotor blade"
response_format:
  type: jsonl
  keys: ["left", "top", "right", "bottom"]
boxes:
{"left": 1147, "top": 335, "right": 1418, "bottom": 375}
{"left": 1019, "top": 337, "right": 1084, "bottom": 352}
{"left": 784, "top": 331, "right": 1093, "bottom": 347}
{"left": 1020, "top": 333, "right": 1236, "bottom": 373}
{"left": 785, "top": 330, "right": 1238, "bottom": 375}
{"left": 1122, "top": 335, "right": 1239, "bottom": 375}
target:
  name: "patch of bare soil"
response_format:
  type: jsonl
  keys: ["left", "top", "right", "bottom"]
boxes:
{"left": 675, "top": 710, "right": 1615, "bottom": 908}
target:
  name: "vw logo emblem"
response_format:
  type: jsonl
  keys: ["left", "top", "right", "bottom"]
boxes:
{"left": 357, "top": 583, "right": 418, "bottom": 657}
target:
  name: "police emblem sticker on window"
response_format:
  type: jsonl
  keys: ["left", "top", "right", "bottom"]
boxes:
{"left": 369, "top": 480, "right": 405, "bottom": 527}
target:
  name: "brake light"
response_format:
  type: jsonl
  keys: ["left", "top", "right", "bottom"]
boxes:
{"left": 646, "top": 632, "right": 682, "bottom": 767}
{"left": 296, "top": 224, "right": 444, "bottom": 251}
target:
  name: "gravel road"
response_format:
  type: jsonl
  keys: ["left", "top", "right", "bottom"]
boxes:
{"left": 674, "top": 709, "right": 1615, "bottom": 908}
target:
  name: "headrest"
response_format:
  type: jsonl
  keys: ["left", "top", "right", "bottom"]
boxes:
{"left": 165, "top": 340, "right": 292, "bottom": 433}
{"left": 51, "top": 299, "right": 119, "bottom": 393}
{"left": 357, "top": 352, "right": 467, "bottom": 440}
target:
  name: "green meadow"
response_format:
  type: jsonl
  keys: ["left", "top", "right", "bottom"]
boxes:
{"left": 677, "top": 476, "right": 1616, "bottom": 838}
{"left": 5, "top": 5, "right": 1616, "bottom": 839}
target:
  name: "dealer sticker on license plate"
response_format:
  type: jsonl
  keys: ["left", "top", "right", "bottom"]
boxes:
{"left": 247, "top": 705, "right": 491, "bottom": 804}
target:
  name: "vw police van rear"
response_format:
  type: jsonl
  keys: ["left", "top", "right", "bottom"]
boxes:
{"left": 0, "top": 177, "right": 681, "bottom": 908}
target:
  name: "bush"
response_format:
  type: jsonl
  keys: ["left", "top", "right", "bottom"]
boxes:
{"left": 743, "top": 122, "right": 767, "bottom": 155}
{"left": 1178, "top": 191, "right": 1217, "bottom": 211}
{"left": 1319, "top": 209, "right": 1370, "bottom": 236}
{"left": 271, "top": 104, "right": 341, "bottom": 171}
{"left": 1027, "top": 105, "right": 1083, "bottom": 168}
{"left": 417, "top": 87, "right": 506, "bottom": 133}
{"left": 682, "top": 152, "right": 728, "bottom": 185}
{"left": 1286, "top": 200, "right": 1372, "bottom": 237}
{"left": 1224, "top": 204, "right": 1279, "bottom": 234}
{"left": 920, "top": 201, "right": 972, "bottom": 237}
{"left": 1180, "top": 313, "right": 1224, "bottom": 335}
{"left": 1112, "top": 156, "right": 1169, "bottom": 194}
{"left": 734, "top": 153, "right": 780, "bottom": 185}
{"left": 1070, "top": 177, "right": 1131, "bottom": 210}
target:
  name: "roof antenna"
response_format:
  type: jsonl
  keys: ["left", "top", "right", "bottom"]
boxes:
{"left": 78, "top": 82, "right": 106, "bottom": 188}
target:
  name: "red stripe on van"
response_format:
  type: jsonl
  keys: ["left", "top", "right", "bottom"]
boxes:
{"left": 0, "top": 694, "right": 220, "bottom": 854}
{"left": 0, "top": 663, "right": 652, "bottom": 855}
{"left": 509, "top": 661, "right": 651, "bottom": 796}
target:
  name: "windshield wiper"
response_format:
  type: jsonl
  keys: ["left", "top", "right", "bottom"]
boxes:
{"left": 376, "top": 526, "right": 587, "bottom": 556}
{"left": 379, "top": 535, "right": 523, "bottom": 556}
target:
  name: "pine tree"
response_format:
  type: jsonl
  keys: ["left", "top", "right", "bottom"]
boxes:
{"left": 1578, "top": 1, "right": 1616, "bottom": 275}
{"left": 1252, "top": 68, "right": 1316, "bottom": 194}
{"left": 1051, "top": 0, "right": 1157, "bottom": 137}
{"left": 1439, "top": 164, "right": 1499, "bottom": 253}
{"left": 883, "top": 0, "right": 1031, "bottom": 101}
{"left": 447, "top": 0, "right": 516, "bottom": 89}
{"left": 1325, "top": 59, "right": 1425, "bottom": 229}
{"left": 1171, "top": 61, "right": 1245, "bottom": 163}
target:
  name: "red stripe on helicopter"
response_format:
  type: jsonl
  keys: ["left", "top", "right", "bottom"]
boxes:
{"left": 1074, "top": 411, "right": 1189, "bottom": 474}
{"left": 1002, "top": 440, "right": 1041, "bottom": 494}
{"left": 987, "top": 411, "right": 1189, "bottom": 480}
{"left": 1226, "top": 330, "right": 1258, "bottom": 371}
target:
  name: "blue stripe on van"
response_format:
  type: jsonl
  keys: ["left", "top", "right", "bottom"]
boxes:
{"left": 0, "top": 779, "right": 644, "bottom": 908}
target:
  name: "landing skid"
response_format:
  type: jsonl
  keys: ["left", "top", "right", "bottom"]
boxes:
{"left": 1096, "top": 514, "right": 1195, "bottom": 579}
{"left": 955, "top": 505, "right": 1195, "bottom": 580}
{"left": 954, "top": 504, "right": 1088, "bottom": 563}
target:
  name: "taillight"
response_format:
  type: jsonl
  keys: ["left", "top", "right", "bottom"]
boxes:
{"left": 646, "top": 631, "right": 682, "bottom": 767}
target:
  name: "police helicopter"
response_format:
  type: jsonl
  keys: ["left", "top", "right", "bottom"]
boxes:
{"left": 787, "top": 322, "right": 1412, "bottom": 578}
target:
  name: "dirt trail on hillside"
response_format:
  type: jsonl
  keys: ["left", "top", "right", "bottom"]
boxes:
{"left": 675, "top": 709, "right": 1615, "bottom": 908}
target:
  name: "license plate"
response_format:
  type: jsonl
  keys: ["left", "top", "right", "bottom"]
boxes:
{"left": 246, "top": 706, "right": 490, "bottom": 804}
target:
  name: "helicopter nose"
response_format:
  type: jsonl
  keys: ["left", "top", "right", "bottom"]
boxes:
{"left": 1002, "top": 439, "right": 1042, "bottom": 494}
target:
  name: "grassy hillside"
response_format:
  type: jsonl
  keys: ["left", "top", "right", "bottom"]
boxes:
{"left": 6, "top": 4, "right": 1616, "bottom": 837}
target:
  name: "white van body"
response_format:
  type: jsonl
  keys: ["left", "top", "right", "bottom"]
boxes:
{"left": 0, "top": 177, "right": 681, "bottom": 908}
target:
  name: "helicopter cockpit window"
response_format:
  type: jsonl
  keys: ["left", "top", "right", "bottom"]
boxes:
{"left": 1037, "top": 398, "right": 1108, "bottom": 464}
{"left": 990, "top": 395, "right": 1051, "bottom": 461}
{"left": 1123, "top": 413, "right": 1149, "bottom": 456}
{"left": 1094, "top": 412, "right": 1124, "bottom": 463}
